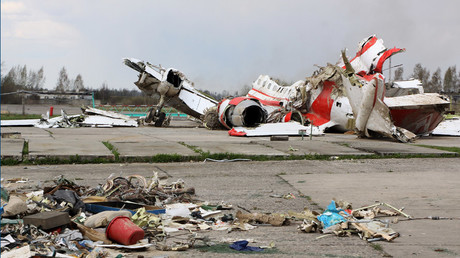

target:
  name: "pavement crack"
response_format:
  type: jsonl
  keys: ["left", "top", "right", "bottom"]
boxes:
{"left": 43, "top": 129, "right": 55, "bottom": 139}
{"left": 154, "top": 166, "right": 172, "bottom": 178}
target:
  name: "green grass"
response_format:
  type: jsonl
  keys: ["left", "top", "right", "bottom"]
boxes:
{"left": 415, "top": 144, "right": 460, "bottom": 154}
{"left": 1, "top": 142, "right": 458, "bottom": 166}
{"left": 0, "top": 114, "right": 60, "bottom": 120}
{"left": 369, "top": 243, "right": 383, "bottom": 251}
{"left": 22, "top": 140, "right": 29, "bottom": 156}
{"left": 102, "top": 141, "right": 120, "bottom": 161}
{"left": 1, "top": 114, "right": 42, "bottom": 120}
{"left": 433, "top": 248, "right": 458, "bottom": 255}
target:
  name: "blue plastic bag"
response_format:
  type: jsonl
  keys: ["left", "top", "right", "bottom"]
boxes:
{"left": 317, "top": 200, "right": 347, "bottom": 228}
{"left": 229, "top": 240, "right": 263, "bottom": 252}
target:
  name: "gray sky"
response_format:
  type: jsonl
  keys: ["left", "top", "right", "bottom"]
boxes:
{"left": 2, "top": 0, "right": 459, "bottom": 93}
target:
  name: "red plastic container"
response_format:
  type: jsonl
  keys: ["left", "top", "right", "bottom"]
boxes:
{"left": 106, "top": 216, "right": 144, "bottom": 245}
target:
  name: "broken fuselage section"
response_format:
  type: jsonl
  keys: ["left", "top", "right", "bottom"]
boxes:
{"left": 232, "top": 35, "right": 449, "bottom": 142}
{"left": 123, "top": 58, "right": 218, "bottom": 126}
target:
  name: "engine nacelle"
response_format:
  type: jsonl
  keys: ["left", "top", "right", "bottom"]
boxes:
{"left": 217, "top": 97, "right": 267, "bottom": 129}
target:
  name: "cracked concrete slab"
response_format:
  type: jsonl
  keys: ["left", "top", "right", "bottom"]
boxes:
{"left": 1, "top": 138, "right": 24, "bottom": 160}
{"left": 186, "top": 141, "right": 289, "bottom": 156}
{"left": 255, "top": 138, "right": 373, "bottom": 156}
{"left": 111, "top": 141, "right": 199, "bottom": 158}
{"left": 27, "top": 138, "right": 114, "bottom": 160}
{"left": 281, "top": 161, "right": 460, "bottom": 258}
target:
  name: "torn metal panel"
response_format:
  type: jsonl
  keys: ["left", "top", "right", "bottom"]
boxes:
{"left": 385, "top": 94, "right": 450, "bottom": 134}
{"left": 35, "top": 110, "right": 83, "bottom": 128}
{"left": 83, "top": 107, "right": 133, "bottom": 120}
{"left": 340, "top": 70, "right": 416, "bottom": 142}
{"left": 432, "top": 118, "right": 460, "bottom": 136}
{"left": 386, "top": 79, "right": 424, "bottom": 97}
{"left": 248, "top": 75, "right": 302, "bottom": 108}
{"left": 81, "top": 115, "right": 138, "bottom": 127}
{"left": 338, "top": 35, "right": 405, "bottom": 75}
{"left": 0, "top": 119, "right": 40, "bottom": 127}
{"left": 229, "top": 122, "right": 323, "bottom": 137}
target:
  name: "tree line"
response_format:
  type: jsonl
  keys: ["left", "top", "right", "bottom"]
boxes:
{"left": 1, "top": 63, "right": 459, "bottom": 105}
{"left": 0, "top": 64, "right": 151, "bottom": 105}
{"left": 393, "top": 64, "right": 459, "bottom": 93}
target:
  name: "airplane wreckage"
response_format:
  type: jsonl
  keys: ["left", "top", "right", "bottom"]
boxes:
{"left": 124, "top": 35, "right": 452, "bottom": 142}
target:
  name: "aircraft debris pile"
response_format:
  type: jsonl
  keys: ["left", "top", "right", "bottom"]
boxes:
{"left": 2, "top": 174, "right": 422, "bottom": 256}
{"left": 34, "top": 107, "right": 139, "bottom": 128}
{"left": 297, "top": 199, "right": 408, "bottom": 242}
{"left": 0, "top": 107, "right": 139, "bottom": 128}
{"left": 125, "top": 35, "right": 452, "bottom": 141}
{"left": 1, "top": 174, "right": 289, "bottom": 256}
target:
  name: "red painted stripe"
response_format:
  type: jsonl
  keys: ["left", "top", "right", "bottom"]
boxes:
{"left": 247, "top": 94, "right": 282, "bottom": 106}
{"left": 284, "top": 112, "right": 292, "bottom": 122}
{"left": 305, "top": 81, "right": 335, "bottom": 126}
{"left": 357, "top": 36, "right": 378, "bottom": 56}
{"left": 249, "top": 88, "right": 289, "bottom": 101}
{"left": 229, "top": 97, "right": 250, "bottom": 105}
{"left": 342, "top": 36, "right": 378, "bottom": 70}
{"left": 374, "top": 47, "right": 405, "bottom": 73}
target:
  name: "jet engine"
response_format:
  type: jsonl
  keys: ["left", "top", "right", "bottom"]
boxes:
{"left": 217, "top": 97, "right": 267, "bottom": 129}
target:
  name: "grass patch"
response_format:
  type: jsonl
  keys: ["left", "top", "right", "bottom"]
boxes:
{"left": 415, "top": 144, "right": 460, "bottom": 154}
{"left": 25, "top": 156, "right": 113, "bottom": 165}
{"left": 179, "top": 142, "right": 202, "bottom": 154}
{"left": 338, "top": 142, "right": 351, "bottom": 148}
{"left": 102, "top": 141, "right": 119, "bottom": 161}
{"left": 369, "top": 243, "right": 383, "bottom": 251}
{"left": 2, "top": 141, "right": 458, "bottom": 166}
{"left": 22, "top": 140, "right": 29, "bottom": 156}
{"left": 433, "top": 248, "right": 458, "bottom": 255}
{"left": 0, "top": 114, "right": 43, "bottom": 120}
{"left": 0, "top": 158, "right": 22, "bottom": 166}
{"left": 0, "top": 114, "right": 61, "bottom": 120}
{"left": 195, "top": 243, "right": 280, "bottom": 254}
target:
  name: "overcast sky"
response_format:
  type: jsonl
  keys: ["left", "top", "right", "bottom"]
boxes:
{"left": 2, "top": 0, "right": 459, "bottom": 93}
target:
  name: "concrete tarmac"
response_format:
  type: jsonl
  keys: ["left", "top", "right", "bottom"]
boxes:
{"left": 1, "top": 120, "right": 460, "bottom": 257}
{"left": 1, "top": 120, "right": 458, "bottom": 161}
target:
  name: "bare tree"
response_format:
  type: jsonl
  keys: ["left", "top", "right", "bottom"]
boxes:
{"left": 412, "top": 63, "right": 430, "bottom": 89}
{"left": 427, "top": 68, "right": 442, "bottom": 93}
{"left": 393, "top": 67, "right": 404, "bottom": 81}
{"left": 56, "top": 67, "right": 70, "bottom": 92}
{"left": 36, "top": 67, "right": 46, "bottom": 90}
{"left": 20, "top": 65, "right": 28, "bottom": 87}
{"left": 74, "top": 74, "right": 85, "bottom": 92}
{"left": 443, "top": 66, "right": 457, "bottom": 93}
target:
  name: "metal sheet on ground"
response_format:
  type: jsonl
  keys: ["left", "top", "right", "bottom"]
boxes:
{"left": 232, "top": 122, "right": 324, "bottom": 136}
{"left": 432, "top": 118, "right": 460, "bottom": 136}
